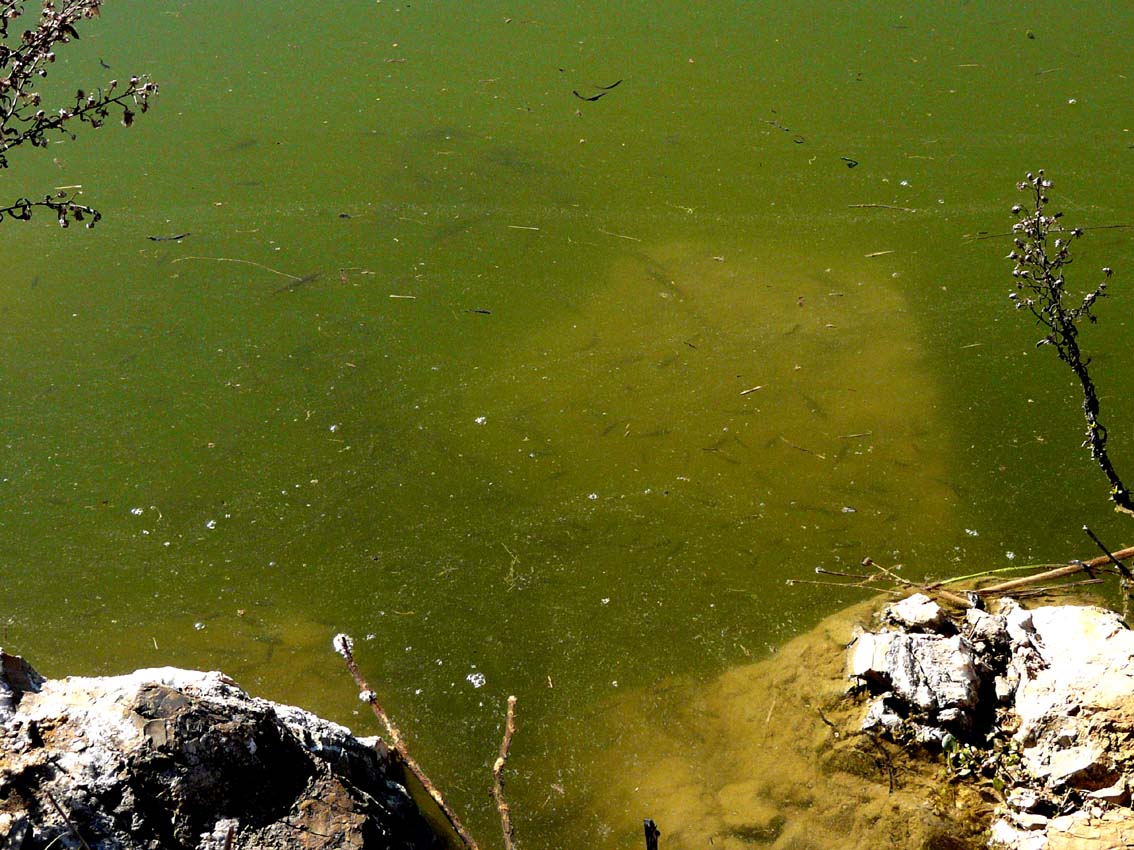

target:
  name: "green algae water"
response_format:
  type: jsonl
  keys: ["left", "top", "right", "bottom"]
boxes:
{"left": 4, "top": 2, "right": 1134, "bottom": 847}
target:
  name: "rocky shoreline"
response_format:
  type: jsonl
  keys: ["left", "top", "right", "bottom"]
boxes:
{"left": 850, "top": 594, "right": 1134, "bottom": 850}
{"left": 0, "top": 652, "right": 445, "bottom": 850}
{"left": 5, "top": 593, "right": 1134, "bottom": 850}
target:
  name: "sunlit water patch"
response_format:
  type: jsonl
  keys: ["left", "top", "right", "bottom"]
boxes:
{"left": 455, "top": 239, "right": 957, "bottom": 584}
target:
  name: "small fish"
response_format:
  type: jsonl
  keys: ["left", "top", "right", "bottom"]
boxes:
{"left": 572, "top": 90, "right": 607, "bottom": 102}
{"left": 274, "top": 272, "right": 321, "bottom": 293}
{"left": 225, "top": 137, "right": 258, "bottom": 153}
{"left": 594, "top": 79, "right": 623, "bottom": 90}
{"left": 98, "top": 57, "right": 111, "bottom": 70}
{"left": 147, "top": 232, "right": 190, "bottom": 242}
{"left": 465, "top": 308, "right": 492, "bottom": 315}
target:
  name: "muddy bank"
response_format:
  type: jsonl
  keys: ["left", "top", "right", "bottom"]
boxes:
{"left": 587, "top": 599, "right": 989, "bottom": 850}
{"left": 588, "top": 594, "right": 1134, "bottom": 850}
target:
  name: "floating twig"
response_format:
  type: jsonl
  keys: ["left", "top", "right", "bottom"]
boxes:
{"left": 170, "top": 255, "right": 303, "bottom": 281}
{"left": 779, "top": 436, "right": 826, "bottom": 460}
{"left": 977, "top": 548, "right": 1134, "bottom": 595}
{"left": 848, "top": 203, "right": 918, "bottom": 213}
{"left": 814, "top": 544, "right": 1134, "bottom": 608}
{"left": 597, "top": 227, "right": 641, "bottom": 242}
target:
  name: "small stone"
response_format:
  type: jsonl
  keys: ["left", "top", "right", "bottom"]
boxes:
{"left": 999, "top": 599, "right": 1036, "bottom": 646}
{"left": 1006, "top": 788, "right": 1044, "bottom": 813}
{"left": 965, "top": 607, "right": 1009, "bottom": 647}
{"left": 1087, "top": 778, "right": 1128, "bottom": 804}
{"left": 883, "top": 593, "right": 948, "bottom": 632}
{"left": 994, "top": 673, "right": 1018, "bottom": 703}
{"left": 989, "top": 819, "right": 1047, "bottom": 850}
{"left": 1030, "top": 744, "right": 1110, "bottom": 790}
{"left": 1013, "top": 812, "right": 1049, "bottom": 831}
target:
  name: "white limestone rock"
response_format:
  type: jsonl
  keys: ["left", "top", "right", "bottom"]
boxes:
{"left": 882, "top": 593, "right": 950, "bottom": 632}
{"left": 852, "top": 597, "right": 1134, "bottom": 850}
{"left": 0, "top": 654, "right": 444, "bottom": 850}
{"left": 850, "top": 629, "right": 980, "bottom": 734}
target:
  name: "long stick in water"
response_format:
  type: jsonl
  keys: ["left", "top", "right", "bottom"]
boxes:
{"left": 980, "top": 545, "right": 1134, "bottom": 594}
{"left": 332, "top": 633, "right": 480, "bottom": 850}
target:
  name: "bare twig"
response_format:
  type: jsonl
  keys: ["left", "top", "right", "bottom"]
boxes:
{"left": 1008, "top": 172, "right": 1134, "bottom": 516}
{"left": 779, "top": 436, "right": 826, "bottom": 460}
{"left": 43, "top": 790, "right": 93, "bottom": 850}
{"left": 1083, "top": 525, "right": 1133, "bottom": 621}
{"left": 813, "top": 541, "right": 1134, "bottom": 608}
{"left": 848, "top": 203, "right": 917, "bottom": 213}
{"left": 492, "top": 695, "right": 519, "bottom": 850}
{"left": 864, "top": 558, "right": 973, "bottom": 608}
{"left": 171, "top": 255, "right": 304, "bottom": 282}
{"left": 332, "top": 634, "right": 480, "bottom": 850}
{"left": 1083, "top": 525, "right": 1133, "bottom": 580}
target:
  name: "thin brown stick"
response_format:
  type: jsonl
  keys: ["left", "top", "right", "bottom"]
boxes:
{"left": 848, "top": 203, "right": 918, "bottom": 213}
{"left": 170, "top": 255, "right": 304, "bottom": 281}
{"left": 979, "top": 546, "right": 1134, "bottom": 594}
{"left": 492, "top": 695, "right": 519, "bottom": 850}
{"left": 1008, "top": 577, "right": 1106, "bottom": 598}
{"left": 863, "top": 558, "right": 973, "bottom": 608}
{"left": 1083, "top": 526, "right": 1134, "bottom": 580}
{"left": 44, "top": 790, "right": 93, "bottom": 850}
{"left": 333, "top": 634, "right": 480, "bottom": 850}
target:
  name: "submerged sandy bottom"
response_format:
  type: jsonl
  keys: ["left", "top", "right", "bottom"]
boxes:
{"left": 583, "top": 598, "right": 992, "bottom": 850}
{"left": 456, "top": 238, "right": 958, "bottom": 550}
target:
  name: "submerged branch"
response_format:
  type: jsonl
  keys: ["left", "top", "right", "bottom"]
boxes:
{"left": 492, "top": 695, "right": 519, "bottom": 850}
{"left": 332, "top": 633, "right": 480, "bottom": 850}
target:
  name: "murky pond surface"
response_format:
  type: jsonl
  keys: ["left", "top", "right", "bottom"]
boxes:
{"left": 4, "top": 2, "right": 1134, "bottom": 847}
